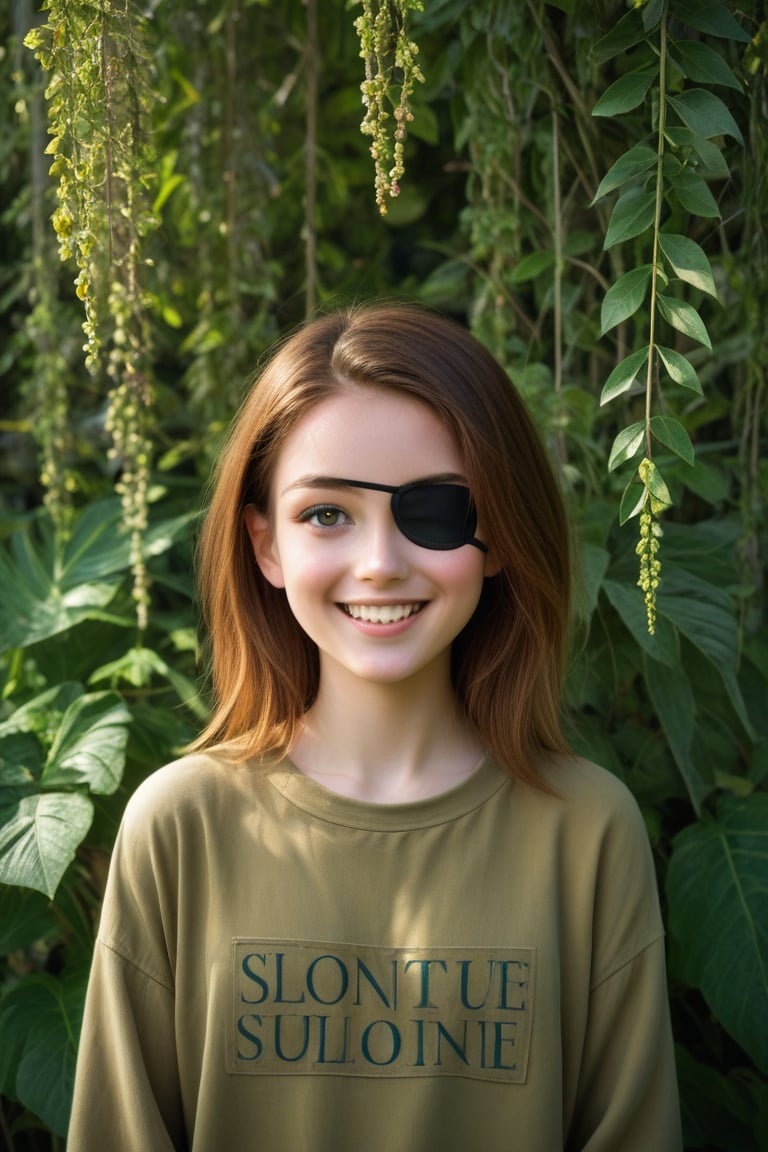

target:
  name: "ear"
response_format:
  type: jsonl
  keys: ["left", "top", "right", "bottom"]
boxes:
{"left": 482, "top": 547, "right": 501, "bottom": 579}
{"left": 243, "top": 504, "right": 285, "bottom": 588}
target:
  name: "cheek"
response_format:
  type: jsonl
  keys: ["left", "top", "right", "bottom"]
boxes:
{"left": 436, "top": 551, "right": 487, "bottom": 602}
{"left": 277, "top": 539, "right": 341, "bottom": 594}
{"left": 445, "top": 547, "right": 487, "bottom": 579}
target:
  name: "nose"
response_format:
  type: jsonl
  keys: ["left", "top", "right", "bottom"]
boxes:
{"left": 352, "top": 512, "right": 409, "bottom": 583}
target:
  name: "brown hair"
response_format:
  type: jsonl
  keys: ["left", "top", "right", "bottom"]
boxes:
{"left": 191, "top": 302, "right": 571, "bottom": 785}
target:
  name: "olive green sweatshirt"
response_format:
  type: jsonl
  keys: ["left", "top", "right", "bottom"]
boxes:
{"left": 68, "top": 751, "right": 681, "bottom": 1151}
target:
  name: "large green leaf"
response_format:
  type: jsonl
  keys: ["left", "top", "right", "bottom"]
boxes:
{"left": 608, "top": 421, "right": 646, "bottom": 471}
{"left": 667, "top": 795, "right": 768, "bottom": 1074}
{"left": 54, "top": 498, "right": 130, "bottom": 583}
{"left": 600, "top": 266, "right": 652, "bottom": 333}
{"left": 41, "top": 691, "right": 132, "bottom": 795}
{"left": 656, "top": 345, "right": 703, "bottom": 394}
{"left": 668, "top": 171, "right": 721, "bottom": 218}
{"left": 680, "top": 458, "right": 729, "bottom": 504}
{"left": 670, "top": 40, "right": 743, "bottom": 91}
{"left": 592, "top": 8, "right": 647, "bottom": 63}
{"left": 0, "top": 732, "right": 43, "bottom": 787}
{"left": 0, "top": 503, "right": 196, "bottom": 653}
{"left": 657, "top": 568, "right": 752, "bottom": 735}
{"left": 577, "top": 543, "right": 610, "bottom": 619}
{"left": 676, "top": 1046, "right": 761, "bottom": 1152}
{"left": 592, "top": 67, "right": 657, "bottom": 117}
{"left": 0, "top": 885, "right": 59, "bottom": 953}
{"left": 641, "top": 0, "right": 664, "bottom": 32}
{"left": 0, "top": 970, "right": 87, "bottom": 1136}
{"left": 667, "top": 89, "right": 744, "bottom": 145}
{"left": 0, "top": 682, "right": 84, "bottom": 740}
{"left": 0, "top": 792, "right": 94, "bottom": 898}
{"left": 0, "top": 529, "right": 126, "bottom": 655}
{"left": 604, "top": 189, "right": 656, "bottom": 249}
{"left": 619, "top": 475, "right": 646, "bottom": 524}
{"left": 600, "top": 346, "right": 649, "bottom": 405}
{"left": 642, "top": 655, "right": 707, "bottom": 811}
{"left": 592, "top": 143, "right": 657, "bottom": 203}
{"left": 659, "top": 234, "right": 717, "bottom": 297}
{"left": 603, "top": 579, "right": 679, "bottom": 666}
{"left": 508, "top": 250, "right": 555, "bottom": 284}
{"left": 657, "top": 295, "right": 712, "bottom": 349}
{"left": 649, "top": 415, "right": 695, "bottom": 465}
{"left": 658, "top": 518, "right": 741, "bottom": 586}
{"left": 672, "top": 0, "right": 751, "bottom": 42}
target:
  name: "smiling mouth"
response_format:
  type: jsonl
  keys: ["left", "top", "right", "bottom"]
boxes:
{"left": 342, "top": 603, "right": 425, "bottom": 624}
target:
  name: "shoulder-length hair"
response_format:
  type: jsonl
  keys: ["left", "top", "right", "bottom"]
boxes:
{"left": 191, "top": 302, "right": 571, "bottom": 786}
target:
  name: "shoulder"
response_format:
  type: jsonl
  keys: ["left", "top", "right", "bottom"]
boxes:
{"left": 535, "top": 755, "right": 663, "bottom": 975}
{"left": 115, "top": 748, "right": 278, "bottom": 862}
{"left": 100, "top": 751, "right": 276, "bottom": 961}
{"left": 526, "top": 752, "right": 650, "bottom": 837}
{"left": 520, "top": 753, "right": 661, "bottom": 911}
{"left": 122, "top": 747, "right": 266, "bottom": 819}
{"left": 557, "top": 756, "right": 654, "bottom": 871}
{"left": 123, "top": 748, "right": 230, "bottom": 811}
{"left": 561, "top": 754, "right": 644, "bottom": 812}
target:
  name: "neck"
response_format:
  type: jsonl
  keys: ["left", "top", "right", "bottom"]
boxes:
{"left": 290, "top": 660, "right": 484, "bottom": 803}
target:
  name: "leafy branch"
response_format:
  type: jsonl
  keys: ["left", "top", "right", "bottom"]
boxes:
{"left": 592, "top": 0, "right": 748, "bottom": 632}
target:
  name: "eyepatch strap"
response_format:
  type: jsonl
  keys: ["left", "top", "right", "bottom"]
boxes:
{"left": 341, "top": 479, "right": 487, "bottom": 553}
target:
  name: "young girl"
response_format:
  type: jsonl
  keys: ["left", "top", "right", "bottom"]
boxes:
{"left": 69, "top": 303, "right": 681, "bottom": 1150}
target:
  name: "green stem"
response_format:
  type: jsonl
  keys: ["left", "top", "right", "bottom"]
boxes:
{"left": 224, "top": 0, "right": 240, "bottom": 325}
{"left": 552, "top": 108, "right": 562, "bottom": 397}
{"left": 645, "top": 14, "right": 668, "bottom": 457}
{"left": 305, "top": 0, "right": 318, "bottom": 319}
{"left": 551, "top": 108, "right": 567, "bottom": 469}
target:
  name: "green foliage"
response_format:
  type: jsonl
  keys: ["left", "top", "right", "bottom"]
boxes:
{"left": 592, "top": 0, "right": 747, "bottom": 633}
{"left": 0, "top": 497, "right": 199, "bottom": 1139}
{"left": 0, "top": 0, "right": 765, "bottom": 1146}
{"left": 668, "top": 796, "right": 768, "bottom": 1076}
{"left": 0, "top": 685, "right": 131, "bottom": 898}
{"left": 0, "top": 969, "right": 87, "bottom": 1137}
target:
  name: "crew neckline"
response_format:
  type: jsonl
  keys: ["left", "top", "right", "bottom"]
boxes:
{"left": 265, "top": 755, "right": 510, "bottom": 831}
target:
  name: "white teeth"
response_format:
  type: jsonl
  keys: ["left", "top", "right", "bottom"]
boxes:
{"left": 345, "top": 603, "right": 422, "bottom": 624}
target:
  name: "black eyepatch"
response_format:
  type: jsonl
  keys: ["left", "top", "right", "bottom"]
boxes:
{"left": 341, "top": 479, "right": 487, "bottom": 552}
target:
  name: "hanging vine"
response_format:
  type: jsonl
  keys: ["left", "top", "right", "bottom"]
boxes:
{"left": 18, "top": 2, "right": 77, "bottom": 535}
{"left": 592, "top": 0, "right": 748, "bottom": 632}
{"left": 25, "top": 0, "right": 157, "bottom": 630}
{"left": 353, "top": 0, "right": 424, "bottom": 215}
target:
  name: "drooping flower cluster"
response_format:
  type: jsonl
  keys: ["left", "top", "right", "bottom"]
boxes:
{"left": 354, "top": 0, "right": 424, "bottom": 215}
{"left": 635, "top": 459, "right": 664, "bottom": 634}
{"left": 105, "top": 276, "right": 154, "bottom": 632}
{"left": 26, "top": 0, "right": 156, "bottom": 629}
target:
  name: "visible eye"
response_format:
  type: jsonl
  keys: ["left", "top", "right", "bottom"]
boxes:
{"left": 298, "top": 504, "right": 350, "bottom": 530}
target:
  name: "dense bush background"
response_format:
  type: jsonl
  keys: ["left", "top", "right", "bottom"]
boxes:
{"left": 0, "top": 1, "right": 766, "bottom": 1147}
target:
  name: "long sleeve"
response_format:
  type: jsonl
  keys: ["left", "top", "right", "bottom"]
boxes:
{"left": 565, "top": 937, "right": 682, "bottom": 1151}
{"left": 555, "top": 755, "right": 682, "bottom": 1152}
{"left": 67, "top": 768, "right": 189, "bottom": 1152}
{"left": 68, "top": 940, "right": 186, "bottom": 1150}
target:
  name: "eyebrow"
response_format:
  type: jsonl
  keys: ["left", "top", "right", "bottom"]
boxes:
{"left": 280, "top": 472, "right": 468, "bottom": 497}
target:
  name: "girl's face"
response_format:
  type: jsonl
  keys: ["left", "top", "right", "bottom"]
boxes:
{"left": 244, "top": 385, "right": 497, "bottom": 694}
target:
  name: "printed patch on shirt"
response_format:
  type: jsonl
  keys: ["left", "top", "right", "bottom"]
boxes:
{"left": 230, "top": 939, "right": 534, "bottom": 1082}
